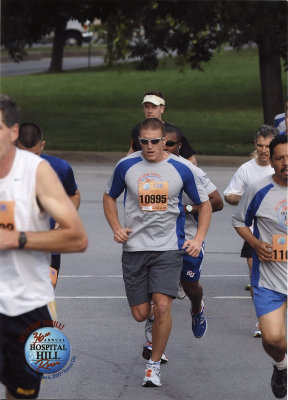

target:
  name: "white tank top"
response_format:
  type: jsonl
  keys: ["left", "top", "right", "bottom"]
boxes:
{"left": 0, "top": 148, "right": 54, "bottom": 316}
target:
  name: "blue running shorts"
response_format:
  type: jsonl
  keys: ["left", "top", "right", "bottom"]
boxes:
{"left": 181, "top": 243, "right": 204, "bottom": 283}
{"left": 253, "top": 286, "right": 287, "bottom": 318}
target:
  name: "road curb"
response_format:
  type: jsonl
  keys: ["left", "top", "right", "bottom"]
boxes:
{"left": 1, "top": 50, "right": 105, "bottom": 63}
{"left": 45, "top": 150, "right": 250, "bottom": 167}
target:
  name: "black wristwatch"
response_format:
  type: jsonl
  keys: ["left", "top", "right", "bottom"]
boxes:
{"left": 18, "top": 232, "right": 27, "bottom": 249}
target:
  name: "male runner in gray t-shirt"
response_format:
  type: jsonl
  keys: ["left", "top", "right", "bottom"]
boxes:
{"left": 103, "top": 118, "right": 211, "bottom": 388}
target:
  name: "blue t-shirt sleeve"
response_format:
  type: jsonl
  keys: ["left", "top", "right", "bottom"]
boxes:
{"left": 244, "top": 183, "right": 274, "bottom": 226}
{"left": 107, "top": 157, "right": 142, "bottom": 198}
{"left": 168, "top": 158, "right": 203, "bottom": 204}
{"left": 41, "top": 154, "right": 77, "bottom": 195}
{"left": 61, "top": 162, "right": 78, "bottom": 195}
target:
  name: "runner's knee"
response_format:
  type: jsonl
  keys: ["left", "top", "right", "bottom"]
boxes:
{"left": 262, "top": 329, "right": 286, "bottom": 349}
{"left": 131, "top": 304, "right": 150, "bottom": 322}
{"left": 153, "top": 296, "right": 172, "bottom": 319}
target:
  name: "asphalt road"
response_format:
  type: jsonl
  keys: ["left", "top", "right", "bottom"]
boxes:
{"left": 1, "top": 56, "right": 104, "bottom": 76}
{"left": 0, "top": 160, "right": 282, "bottom": 400}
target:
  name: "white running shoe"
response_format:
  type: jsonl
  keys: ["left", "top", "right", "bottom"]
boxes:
{"left": 177, "top": 281, "right": 186, "bottom": 300}
{"left": 142, "top": 363, "right": 162, "bottom": 387}
{"left": 145, "top": 317, "right": 153, "bottom": 343}
{"left": 253, "top": 321, "right": 261, "bottom": 338}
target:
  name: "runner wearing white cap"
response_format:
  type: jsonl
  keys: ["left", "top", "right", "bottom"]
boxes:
{"left": 128, "top": 90, "right": 197, "bottom": 165}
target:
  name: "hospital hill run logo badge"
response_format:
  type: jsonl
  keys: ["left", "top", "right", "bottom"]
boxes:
{"left": 25, "top": 327, "right": 70, "bottom": 374}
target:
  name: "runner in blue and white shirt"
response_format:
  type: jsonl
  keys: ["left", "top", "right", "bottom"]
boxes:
{"left": 232, "top": 134, "right": 287, "bottom": 399}
{"left": 163, "top": 126, "right": 223, "bottom": 340}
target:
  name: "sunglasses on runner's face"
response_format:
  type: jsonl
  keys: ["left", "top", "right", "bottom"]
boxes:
{"left": 138, "top": 137, "right": 164, "bottom": 145}
{"left": 165, "top": 140, "right": 180, "bottom": 147}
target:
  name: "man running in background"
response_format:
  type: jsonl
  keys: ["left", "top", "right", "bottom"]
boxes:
{"left": 232, "top": 134, "right": 287, "bottom": 399}
{"left": 274, "top": 95, "right": 288, "bottom": 135}
{"left": 127, "top": 90, "right": 197, "bottom": 165}
{"left": 223, "top": 125, "right": 279, "bottom": 337}
{"left": 16, "top": 122, "right": 80, "bottom": 288}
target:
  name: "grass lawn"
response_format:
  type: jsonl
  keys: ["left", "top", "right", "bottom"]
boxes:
{"left": 2, "top": 47, "right": 287, "bottom": 155}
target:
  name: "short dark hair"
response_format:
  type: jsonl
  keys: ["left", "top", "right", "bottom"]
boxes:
{"left": 269, "top": 134, "right": 288, "bottom": 158}
{"left": 140, "top": 118, "right": 165, "bottom": 136}
{"left": 254, "top": 125, "right": 279, "bottom": 142}
{"left": 0, "top": 94, "right": 20, "bottom": 127}
{"left": 164, "top": 125, "right": 182, "bottom": 143}
{"left": 144, "top": 90, "right": 165, "bottom": 101}
{"left": 18, "top": 122, "right": 43, "bottom": 148}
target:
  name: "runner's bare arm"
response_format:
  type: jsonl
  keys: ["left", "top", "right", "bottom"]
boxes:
{"left": 103, "top": 193, "right": 132, "bottom": 243}
{"left": 183, "top": 199, "right": 212, "bottom": 257}
{"left": 0, "top": 161, "right": 88, "bottom": 252}
{"left": 186, "top": 154, "right": 197, "bottom": 166}
{"left": 190, "top": 189, "right": 223, "bottom": 214}
{"left": 234, "top": 226, "right": 272, "bottom": 262}
{"left": 224, "top": 193, "right": 242, "bottom": 205}
{"left": 70, "top": 188, "right": 81, "bottom": 209}
{"left": 127, "top": 138, "right": 135, "bottom": 156}
{"left": 54, "top": 189, "right": 81, "bottom": 230}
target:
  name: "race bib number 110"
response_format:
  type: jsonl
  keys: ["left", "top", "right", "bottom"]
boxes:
{"left": 272, "top": 234, "right": 288, "bottom": 262}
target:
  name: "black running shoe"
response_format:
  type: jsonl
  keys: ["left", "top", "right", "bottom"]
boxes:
{"left": 142, "top": 342, "right": 168, "bottom": 364}
{"left": 271, "top": 364, "right": 287, "bottom": 398}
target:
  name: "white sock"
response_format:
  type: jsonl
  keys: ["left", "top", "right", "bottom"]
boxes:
{"left": 275, "top": 353, "right": 287, "bottom": 370}
{"left": 148, "top": 359, "right": 160, "bottom": 368}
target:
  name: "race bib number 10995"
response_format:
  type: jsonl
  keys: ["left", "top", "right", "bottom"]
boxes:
{"left": 138, "top": 182, "right": 168, "bottom": 211}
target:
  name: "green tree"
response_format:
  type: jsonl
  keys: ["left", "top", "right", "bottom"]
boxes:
{"left": 218, "top": 1, "right": 287, "bottom": 124}
{"left": 102, "top": 0, "right": 287, "bottom": 124}
{"left": 1, "top": 0, "right": 111, "bottom": 72}
{"left": 2, "top": 0, "right": 287, "bottom": 122}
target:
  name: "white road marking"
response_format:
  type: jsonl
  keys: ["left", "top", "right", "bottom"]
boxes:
{"left": 60, "top": 274, "right": 249, "bottom": 278}
{"left": 55, "top": 295, "right": 251, "bottom": 299}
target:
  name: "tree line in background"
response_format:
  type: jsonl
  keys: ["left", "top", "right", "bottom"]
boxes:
{"left": 1, "top": 0, "right": 287, "bottom": 124}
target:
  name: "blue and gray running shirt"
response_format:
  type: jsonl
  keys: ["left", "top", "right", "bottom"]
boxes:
{"left": 106, "top": 152, "right": 209, "bottom": 252}
{"left": 232, "top": 175, "right": 287, "bottom": 295}
{"left": 181, "top": 159, "right": 217, "bottom": 239}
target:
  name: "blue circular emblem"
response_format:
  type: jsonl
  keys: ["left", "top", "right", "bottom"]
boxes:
{"left": 277, "top": 236, "right": 286, "bottom": 245}
{"left": 25, "top": 327, "right": 70, "bottom": 374}
{"left": 277, "top": 202, "right": 288, "bottom": 229}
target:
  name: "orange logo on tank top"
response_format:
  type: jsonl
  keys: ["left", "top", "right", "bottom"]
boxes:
{"left": 0, "top": 201, "right": 15, "bottom": 230}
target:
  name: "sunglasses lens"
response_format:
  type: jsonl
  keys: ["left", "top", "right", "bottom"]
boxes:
{"left": 139, "top": 138, "right": 163, "bottom": 145}
{"left": 166, "top": 141, "right": 176, "bottom": 147}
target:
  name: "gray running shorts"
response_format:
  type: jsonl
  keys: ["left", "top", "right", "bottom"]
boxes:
{"left": 122, "top": 250, "right": 183, "bottom": 307}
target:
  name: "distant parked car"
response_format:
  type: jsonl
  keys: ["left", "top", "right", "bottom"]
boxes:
{"left": 64, "top": 19, "right": 93, "bottom": 46}
{"left": 39, "top": 19, "right": 94, "bottom": 46}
